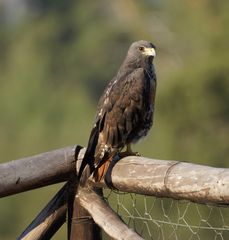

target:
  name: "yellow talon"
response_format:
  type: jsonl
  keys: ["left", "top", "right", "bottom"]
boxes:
{"left": 119, "top": 144, "right": 141, "bottom": 158}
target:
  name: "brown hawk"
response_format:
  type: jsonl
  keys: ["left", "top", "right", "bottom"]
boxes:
{"left": 78, "top": 40, "right": 157, "bottom": 184}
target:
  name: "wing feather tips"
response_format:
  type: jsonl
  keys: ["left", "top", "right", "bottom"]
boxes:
{"left": 78, "top": 123, "right": 99, "bottom": 183}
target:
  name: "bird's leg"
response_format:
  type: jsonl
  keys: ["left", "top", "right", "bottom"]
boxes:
{"left": 93, "top": 157, "right": 112, "bottom": 182}
{"left": 119, "top": 144, "right": 141, "bottom": 158}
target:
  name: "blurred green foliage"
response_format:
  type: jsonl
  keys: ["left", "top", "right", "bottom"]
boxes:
{"left": 0, "top": 0, "right": 228, "bottom": 239}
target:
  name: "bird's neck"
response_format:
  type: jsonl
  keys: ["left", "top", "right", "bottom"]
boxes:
{"left": 118, "top": 57, "right": 153, "bottom": 78}
{"left": 143, "top": 57, "right": 153, "bottom": 73}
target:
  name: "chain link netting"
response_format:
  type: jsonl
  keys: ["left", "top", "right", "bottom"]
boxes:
{"left": 103, "top": 190, "right": 229, "bottom": 240}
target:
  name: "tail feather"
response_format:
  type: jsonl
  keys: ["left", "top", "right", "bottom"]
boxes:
{"left": 78, "top": 124, "right": 99, "bottom": 183}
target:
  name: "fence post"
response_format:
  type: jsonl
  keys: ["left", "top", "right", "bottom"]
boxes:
{"left": 69, "top": 187, "right": 102, "bottom": 240}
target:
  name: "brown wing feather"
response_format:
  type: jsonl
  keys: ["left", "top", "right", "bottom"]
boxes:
{"left": 93, "top": 68, "right": 148, "bottom": 169}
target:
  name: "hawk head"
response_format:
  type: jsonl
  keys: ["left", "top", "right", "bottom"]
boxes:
{"left": 123, "top": 40, "right": 156, "bottom": 70}
{"left": 128, "top": 40, "right": 156, "bottom": 61}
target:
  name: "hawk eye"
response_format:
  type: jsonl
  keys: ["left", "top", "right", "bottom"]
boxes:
{"left": 139, "top": 46, "right": 144, "bottom": 51}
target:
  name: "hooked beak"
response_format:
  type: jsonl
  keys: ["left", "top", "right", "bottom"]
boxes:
{"left": 142, "top": 47, "right": 156, "bottom": 57}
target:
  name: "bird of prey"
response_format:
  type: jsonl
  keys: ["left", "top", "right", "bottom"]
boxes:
{"left": 78, "top": 40, "right": 157, "bottom": 184}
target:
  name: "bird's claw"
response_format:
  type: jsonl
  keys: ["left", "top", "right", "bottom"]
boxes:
{"left": 118, "top": 150, "right": 141, "bottom": 158}
{"left": 135, "top": 152, "right": 141, "bottom": 156}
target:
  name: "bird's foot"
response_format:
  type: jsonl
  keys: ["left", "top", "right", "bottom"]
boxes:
{"left": 118, "top": 151, "right": 140, "bottom": 158}
{"left": 118, "top": 144, "right": 141, "bottom": 158}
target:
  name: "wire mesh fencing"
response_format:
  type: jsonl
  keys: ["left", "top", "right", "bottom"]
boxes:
{"left": 103, "top": 190, "right": 229, "bottom": 240}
